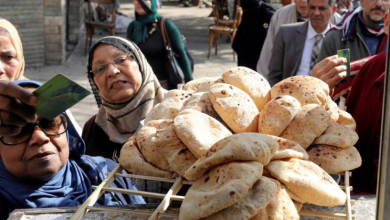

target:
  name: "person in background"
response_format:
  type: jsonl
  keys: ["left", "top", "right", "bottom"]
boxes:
{"left": 256, "top": 0, "right": 342, "bottom": 77}
{"left": 268, "top": 0, "right": 338, "bottom": 85}
{"left": 232, "top": 0, "right": 275, "bottom": 71}
{"left": 336, "top": 0, "right": 353, "bottom": 15}
{"left": 127, "top": 0, "right": 193, "bottom": 90}
{"left": 0, "top": 80, "right": 144, "bottom": 219}
{"left": 317, "top": 0, "right": 388, "bottom": 63}
{"left": 0, "top": 18, "right": 40, "bottom": 137}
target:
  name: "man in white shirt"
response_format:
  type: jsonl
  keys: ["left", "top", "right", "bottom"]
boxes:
{"left": 256, "top": 0, "right": 342, "bottom": 77}
{"left": 267, "top": 0, "right": 337, "bottom": 86}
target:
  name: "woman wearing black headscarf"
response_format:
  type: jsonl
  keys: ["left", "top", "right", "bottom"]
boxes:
{"left": 232, "top": 0, "right": 275, "bottom": 71}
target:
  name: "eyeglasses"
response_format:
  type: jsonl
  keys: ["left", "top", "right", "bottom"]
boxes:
{"left": 0, "top": 113, "right": 69, "bottom": 146}
{"left": 91, "top": 54, "right": 134, "bottom": 76}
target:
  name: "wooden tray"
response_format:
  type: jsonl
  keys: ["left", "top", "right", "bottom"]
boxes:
{"left": 69, "top": 165, "right": 355, "bottom": 220}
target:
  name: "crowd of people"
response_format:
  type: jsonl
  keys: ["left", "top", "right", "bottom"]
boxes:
{"left": 0, "top": 0, "right": 389, "bottom": 218}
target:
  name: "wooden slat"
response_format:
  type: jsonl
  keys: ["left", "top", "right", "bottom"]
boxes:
{"left": 344, "top": 171, "right": 353, "bottom": 220}
{"left": 86, "top": 206, "right": 179, "bottom": 218}
{"left": 149, "top": 177, "right": 183, "bottom": 220}
{"left": 115, "top": 173, "right": 194, "bottom": 185}
{"left": 91, "top": 186, "right": 185, "bottom": 201}
{"left": 69, "top": 164, "right": 123, "bottom": 220}
{"left": 299, "top": 210, "right": 355, "bottom": 219}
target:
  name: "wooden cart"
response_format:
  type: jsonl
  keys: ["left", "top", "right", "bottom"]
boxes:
{"left": 68, "top": 164, "right": 356, "bottom": 220}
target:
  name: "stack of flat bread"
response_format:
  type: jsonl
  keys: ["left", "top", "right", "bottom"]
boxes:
{"left": 118, "top": 67, "right": 362, "bottom": 220}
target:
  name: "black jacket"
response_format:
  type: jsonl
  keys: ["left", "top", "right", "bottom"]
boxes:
{"left": 232, "top": 2, "right": 275, "bottom": 71}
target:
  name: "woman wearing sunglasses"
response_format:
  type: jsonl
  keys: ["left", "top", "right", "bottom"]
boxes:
{"left": 0, "top": 80, "right": 144, "bottom": 220}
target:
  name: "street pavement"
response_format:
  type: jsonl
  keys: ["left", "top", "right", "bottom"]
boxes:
{"left": 24, "top": 1, "right": 238, "bottom": 129}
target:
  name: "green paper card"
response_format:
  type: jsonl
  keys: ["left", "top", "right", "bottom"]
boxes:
{"left": 33, "top": 74, "right": 91, "bottom": 120}
{"left": 337, "top": 49, "right": 350, "bottom": 76}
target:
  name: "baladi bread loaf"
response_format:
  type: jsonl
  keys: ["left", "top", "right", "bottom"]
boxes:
{"left": 258, "top": 95, "right": 301, "bottom": 136}
{"left": 270, "top": 136, "right": 309, "bottom": 160}
{"left": 271, "top": 76, "right": 329, "bottom": 106}
{"left": 337, "top": 108, "right": 357, "bottom": 130}
{"left": 307, "top": 144, "right": 362, "bottom": 174}
{"left": 174, "top": 109, "right": 232, "bottom": 158}
{"left": 182, "top": 77, "right": 215, "bottom": 92}
{"left": 250, "top": 179, "right": 300, "bottom": 220}
{"left": 203, "top": 177, "right": 277, "bottom": 220}
{"left": 196, "top": 77, "right": 224, "bottom": 92}
{"left": 185, "top": 133, "right": 278, "bottom": 180}
{"left": 284, "top": 186, "right": 307, "bottom": 203}
{"left": 144, "top": 90, "right": 192, "bottom": 124}
{"left": 280, "top": 104, "right": 330, "bottom": 149}
{"left": 136, "top": 120, "right": 172, "bottom": 171}
{"left": 324, "top": 96, "right": 339, "bottom": 122}
{"left": 208, "top": 83, "right": 259, "bottom": 133}
{"left": 182, "top": 92, "right": 225, "bottom": 125}
{"left": 153, "top": 120, "right": 197, "bottom": 177}
{"left": 179, "top": 161, "right": 263, "bottom": 220}
{"left": 313, "top": 121, "right": 359, "bottom": 148}
{"left": 119, "top": 136, "right": 176, "bottom": 178}
{"left": 222, "top": 66, "right": 271, "bottom": 111}
{"left": 266, "top": 158, "right": 346, "bottom": 206}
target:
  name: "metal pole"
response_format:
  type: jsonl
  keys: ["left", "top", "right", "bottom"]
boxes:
{"left": 376, "top": 12, "right": 390, "bottom": 219}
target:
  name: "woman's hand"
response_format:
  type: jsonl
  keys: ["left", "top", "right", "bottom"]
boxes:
{"left": 0, "top": 81, "right": 39, "bottom": 136}
{"left": 312, "top": 55, "right": 347, "bottom": 91}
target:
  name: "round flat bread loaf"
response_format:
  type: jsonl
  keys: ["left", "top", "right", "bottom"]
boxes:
{"left": 336, "top": 109, "right": 356, "bottom": 130}
{"left": 280, "top": 104, "right": 330, "bottom": 149}
{"left": 208, "top": 83, "right": 259, "bottom": 133}
{"left": 271, "top": 76, "right": 329, "bottom": 106}
{"left": 258, "top": 95, "right": 301, "bottom": 136}
{"left": 250, "top": 179, "right": 300, "bottom": 220}
{"left": 270, "top": 136, "right": 309, "bottom": 160}
{"left": 154, "top": 120, "right": 197, "bottom": 177}
{"left": 185, "top": 133, "right": 278, "bottom": 180}
{"left": 324, "top": 96, "right": 339, "bottom": 122}
{"left": 307, "top": 145, "right": 362, "bottom": 174}
{"left": 203, "top": 177, "right": 277, "bottom": 220}
{"left": 136, "top": 120, "right": 172, "bottom": 171}
{"left": 183, "top": 92, "right": 224, "bottom": 124}
{"left": 266, "top": 158, "right": 346, "bottom": 206}
{"left": 222, "top": 66, "right": 271, "bottom": 111}
{"left": 144, "top": 90, "right": 192, "bottom": 124}
{"left": 174, "top": 109, "right": 232, "bottom": 158}
{"left": 183, "top": 78, "right": 215, "bottom": 92}
{"left": 284, "top": 186, "right": 306, "bottom": 203}
{"left": 119, "top": 136, "right": 176, "bottom": 178}
{"left": 196, "top": 77, "right": 224, "bottom": 92}
{"left": 179, "top": 161, "right": 263, "bottom": 220}
{"left": 313, "top": 121, "right": 359, "bottom": 148}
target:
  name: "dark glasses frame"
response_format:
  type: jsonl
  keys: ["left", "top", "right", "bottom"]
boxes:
{"left": 0, "top": 113, "right": 69, "bottom": 146}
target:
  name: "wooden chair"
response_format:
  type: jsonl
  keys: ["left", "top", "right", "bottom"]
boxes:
{"left": 85, "top": 0, "right": 117, "bottom": 54}
{"left": 207, "top": 5, "right": 242, "bottom": 60}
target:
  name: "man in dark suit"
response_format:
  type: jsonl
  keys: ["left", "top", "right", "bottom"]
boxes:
{"left": 267, "top": 0, "right": 337, "bottom": 86}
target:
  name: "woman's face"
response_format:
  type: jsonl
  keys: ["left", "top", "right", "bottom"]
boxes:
{"left": 0, "top": 115, "right": 69, "bottom": 181}
{"left": 0, "top": 35, "right": 20, "bottom": 81}
{"left": 134, "top": 0, "right": 152, "bottom": 15}
{"left": 92, "top": 44, "right": 143, "bottom": 104}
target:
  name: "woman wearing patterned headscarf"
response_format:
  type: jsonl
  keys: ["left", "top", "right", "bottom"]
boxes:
{"left": 82, "top": 36, "right": 166, "bottom": 161}
{"left": 127, "top": 0, "right": 193, "bottom": 90}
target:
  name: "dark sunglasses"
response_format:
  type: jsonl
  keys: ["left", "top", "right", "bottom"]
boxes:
{"left": 0, "top": 113, "right": 69, "bottom": 146}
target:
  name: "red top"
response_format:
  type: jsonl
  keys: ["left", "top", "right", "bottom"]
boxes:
{"left": 346, "top": 51, "right": 386, "bottom": 194}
